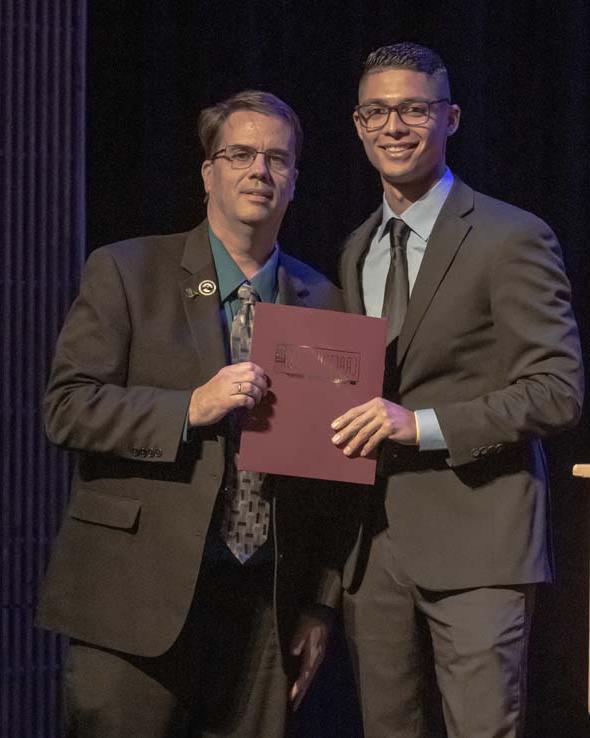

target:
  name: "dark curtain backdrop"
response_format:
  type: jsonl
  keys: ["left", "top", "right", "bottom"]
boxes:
{"left": 87, "top": 3, "right": 590, "bottom": 737}
{"left": 5, "top": 1, "right": 586, "bottom": 737}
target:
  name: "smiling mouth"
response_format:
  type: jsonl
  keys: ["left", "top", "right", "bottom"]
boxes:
{"left": 379, "top": 143, "right": 416, "bottom": 156}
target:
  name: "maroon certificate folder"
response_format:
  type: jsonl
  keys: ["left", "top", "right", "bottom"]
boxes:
{"left": 238, "top": 303, "right": 387, "bottom": 484}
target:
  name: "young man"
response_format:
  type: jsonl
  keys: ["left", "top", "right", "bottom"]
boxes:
{"left": 37, "top": 90, "right": 345, "bottom": 738}
{"left": 333, "top": 43, "right": 583, "bottom": 738}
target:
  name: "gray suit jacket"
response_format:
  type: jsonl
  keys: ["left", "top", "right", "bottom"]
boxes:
{"left": 340, "top": 178, "right": 584, "bottom": 591}
{"left": 37, "top": 219, "right": 347, "bottom": 657}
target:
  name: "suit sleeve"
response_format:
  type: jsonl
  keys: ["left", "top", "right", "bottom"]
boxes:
{"left": 43, "top": 247, "right": 191, "bottom": 462}
{"left": 435, "top": 219, "right": 584, "bottom": 467}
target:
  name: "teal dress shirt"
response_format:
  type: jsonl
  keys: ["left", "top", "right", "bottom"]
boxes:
{"left": 208, "top": 228, "right": 279, "bottom": 345}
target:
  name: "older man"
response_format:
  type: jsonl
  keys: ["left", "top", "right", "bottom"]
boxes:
{"left": 37, "top": 90, "right": 344, "bottom": 738}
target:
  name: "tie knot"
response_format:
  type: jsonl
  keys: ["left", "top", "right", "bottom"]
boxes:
{"left": 388, "top": 218, "right": 409, "bottom": 251}
{"left": 237, "top": 282, "right": 260, "bottom": 305}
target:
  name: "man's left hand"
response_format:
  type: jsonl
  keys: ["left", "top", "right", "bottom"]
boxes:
{"left": 331, "top": 397, "right": 417, "bottom": 456}
{"left": 289, "top": 615, "right": 330, "bottom": 711}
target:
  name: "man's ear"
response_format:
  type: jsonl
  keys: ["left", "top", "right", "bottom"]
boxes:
{"left": 201, "top": 159, "right": 212, "bottom": 194}
{"left": 447, "top": 104, "right": 461, "bottom": 137}
{"left": 353, "top": 111, "right": 365, "bottom": 141}
{"left": 289, "top": 168, "right": 298, "bottom": 201}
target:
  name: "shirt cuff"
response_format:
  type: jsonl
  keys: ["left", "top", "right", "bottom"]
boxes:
{"left": 182, "top": 411, "right": 191, "bottom": 443}
{"left": 414, "top": 409, "right": 448, "bottom": 451}
{"left": 302, "top": 603, "right": 335, "bottom": 626}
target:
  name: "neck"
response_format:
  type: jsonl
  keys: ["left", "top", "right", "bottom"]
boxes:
{"left": 382, "top": 166, "right": 445, "bottom": 215}
{"left": 208, "top": 212, "right": 277, "bottom": 280}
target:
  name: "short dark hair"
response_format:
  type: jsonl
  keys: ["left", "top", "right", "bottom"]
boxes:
{"left": 361, "top": 42, "right": 450, "bottom": 95}
{"left": 198, "top": 90, "right": 303, "bottom": 162}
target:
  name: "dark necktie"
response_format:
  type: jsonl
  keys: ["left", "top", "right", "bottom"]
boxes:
{"left": 220, "top": 283, "right": 270, "bottom": 562}
{"left": 381, "top": 218, "right": 410, "bottom": 344}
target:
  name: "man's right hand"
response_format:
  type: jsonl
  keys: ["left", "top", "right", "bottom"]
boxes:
{"left": 188, "top": 361, "right": 268, "bottom": 426}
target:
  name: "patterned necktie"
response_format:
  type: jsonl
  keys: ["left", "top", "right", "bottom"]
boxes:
{"left": 220, "top": 283, "right": 270, "bottom": 562}
{"left": 381, "top": 218, "right": 410, "bottom": 344}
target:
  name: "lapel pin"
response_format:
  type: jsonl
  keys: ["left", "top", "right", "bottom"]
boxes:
{"left": 198, "top": 280, "right": 217, "bottom": 296}
{"left": 184, "top": 280, "right": 217, "bottom": 299}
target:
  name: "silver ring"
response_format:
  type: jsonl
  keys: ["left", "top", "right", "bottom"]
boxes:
{"left": 236, "top": 382, "right": 242, "bottom": 393}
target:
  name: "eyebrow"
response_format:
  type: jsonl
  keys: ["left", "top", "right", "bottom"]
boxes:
{"left": 359, "top": 97, "right": 431, "bottom": 106}
{"left": 226, "top": 143, "right": 292, "bottom": 156}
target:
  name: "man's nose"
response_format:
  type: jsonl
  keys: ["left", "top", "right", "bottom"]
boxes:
{"left": 249, "top": 151, "right": 272, "bottom": 177}
{"left": 384, "top": 109, "right": 408, "bottom": 134}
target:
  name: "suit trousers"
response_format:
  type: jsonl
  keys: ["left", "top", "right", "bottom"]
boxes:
{"left": 343, "top": 528, "right": 535, "bottom": 738}
{"left": 62, "top": 557, "right": 290, "bottom": 738}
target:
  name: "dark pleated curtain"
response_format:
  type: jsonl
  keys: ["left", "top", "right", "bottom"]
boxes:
{"left": 87, "top": 3, "right": 590, "bottom": 737}
{"left": 1, "top": 2, "right": 86, "bottom": 736}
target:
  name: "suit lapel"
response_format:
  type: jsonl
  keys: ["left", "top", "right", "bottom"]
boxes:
{"left": 277, "top": 254, "right": 311, "bottom": 307}
{"left": 179, "top": 220, "right": 227, "bottom": 380}
{"left": 397, "top": 180, "right": 474, "bottom": 362}
{"left": 341, "top": 208, "right": 382, "bottom": 314}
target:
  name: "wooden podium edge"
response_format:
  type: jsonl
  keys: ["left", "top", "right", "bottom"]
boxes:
{"left": 572, "top": 464, "right": 590, "bottom": 478}
{"left": 572, "top": 464, "right": 590, "bottom": 712}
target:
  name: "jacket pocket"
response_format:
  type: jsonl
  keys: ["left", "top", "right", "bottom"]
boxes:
{"left": 69, "top": 487, "right": 141, "bottom": 530}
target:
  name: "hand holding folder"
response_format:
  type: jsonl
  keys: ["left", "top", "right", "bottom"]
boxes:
{"left": 238, "top": 303, "right": 387, "bottom": 484}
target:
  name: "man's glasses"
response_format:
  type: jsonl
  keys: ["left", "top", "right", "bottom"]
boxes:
{"left": 355, "top": 99, "right": 450, "bottom": 131}
{"left": 210, "top": 145, "right": 293, "bottom": 175}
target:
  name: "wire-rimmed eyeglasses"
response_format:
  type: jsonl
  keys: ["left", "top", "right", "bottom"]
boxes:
{"left": 355, "top": 98, "right": 450, "bottom": 131}
{"left": 210, "top": 145, "right": 293, "bottom": 174}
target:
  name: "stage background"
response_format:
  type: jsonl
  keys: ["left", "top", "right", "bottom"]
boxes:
{"left": 3, "top": 1, "right": 589, "bottom": 736}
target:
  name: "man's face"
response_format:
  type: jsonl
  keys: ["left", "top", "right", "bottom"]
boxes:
{"left": 354, "top": 69, "right": 460, "bottom": 195}
{"left": 202, "top": 111, "right": 297, "bottom": 232}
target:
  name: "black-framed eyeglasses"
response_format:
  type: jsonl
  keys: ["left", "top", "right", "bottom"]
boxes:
{"left": 210, "top": 145, "right": 293, "bottom": 175}
{"left": 355, "top": 99, "right": 450, "bottom": 130}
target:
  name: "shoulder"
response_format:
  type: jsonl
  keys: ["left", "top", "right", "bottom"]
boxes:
{"left": 279, "top": 251, "right": 331, "bottom": 287}
{"left": 279, "top": 251, "right": 342, "bottom": 309}
{"left": 459, "top": 182, "right": 555, "bottom": 240}
{"left": 78, "top": 228, "right": 204, "bottom": 303}
{"left": 342, "top": 207, "right": 382, "bottom": 250}
{"left": 89, "top": 230, "right": 191, "bottom": 273}
{"left": 452, "top": 183, "right": 566, "bottom": 277}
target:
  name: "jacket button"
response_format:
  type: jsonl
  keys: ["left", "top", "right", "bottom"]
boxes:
{"left": 472, "top": 448, "right": 480, "bottom": 457}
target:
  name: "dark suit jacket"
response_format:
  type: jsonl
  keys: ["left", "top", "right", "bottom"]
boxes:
{"left": 340, "top": 178, "right": 584, "bottom": 591}
{"left": 37, "top": 220, "right": 347, "bottom": 658}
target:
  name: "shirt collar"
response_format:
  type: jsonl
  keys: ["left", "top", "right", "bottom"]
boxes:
{"left": 208, "top": 227, "right": 279, "bottom": 303}
{"left": 377, "top": 167, "right": 455, "bottom": 243}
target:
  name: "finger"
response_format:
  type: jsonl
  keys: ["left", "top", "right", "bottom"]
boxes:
{"left": 290, "top": 637, "right": 304, "bottom": 657}
{"left": 292, "top": 645, "right": 322, "bottom": 710}
{"left": 234, "top": 382, "right": 263, "bottom": 401}
{"left": 331, "top": 409, "right": 377, "bottom": 447}
{"left": 291, "top": 671, "right": 311, "bottom": 711}
{"left": 233, "top": 361, "right": 260, "bottom": 372}
{"left": 240, "top": 371, "right": 268, "bottom": 393}
{"left": 237, "top": 362, "right": 267, "bottom": 379}
{"left": 289, "top": 681, "right": 300, "bottom": 706}
{"left": 360, "top": 425, "right": 393, "bottom": 456}
{"left": 235, "top": 394, "right": 256, "bottom": 410}
{"left": 330, "top": 402, "right": 370, "bottom": 431}
{"left": 342, "top": 417, "right": 386, "bottom": 456}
